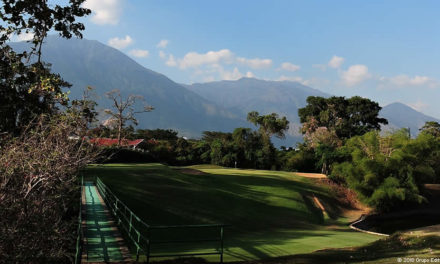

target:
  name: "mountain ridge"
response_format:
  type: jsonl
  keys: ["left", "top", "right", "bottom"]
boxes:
{"left": 10, "top": 36, "right": 440, "bottom": 145}
{"left": 11, "top": 36, "right": 247, "bottom": 138}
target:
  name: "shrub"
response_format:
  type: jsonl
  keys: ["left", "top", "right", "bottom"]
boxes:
{"left": 0, "top": 115, "right": 99, "bottom": 263}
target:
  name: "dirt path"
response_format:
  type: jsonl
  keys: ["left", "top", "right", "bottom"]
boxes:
{"left": 293, "top": 172, "right": 327, "bottom": 178}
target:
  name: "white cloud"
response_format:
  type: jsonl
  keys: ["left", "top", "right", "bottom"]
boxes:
{"left": 378, "top": 74, "right": 438, "bottom": 89}
{"left": 236, "top": 57, "right": 272, "bottom": 69}
{"left": 191, "top": 64, "right": 254, "bottom": 81}
{"left": 83, "top": 0, "right": 122, "bottom": 25}
{"left": 388, "top": 75, "right": 432, "bottom": 86}
{"left": 108, "top": 35, "right": 133, "bottom": 49}
{"left": 156, "top": 39, "right": 169, "bottom": 49}
{"left": 408, "top": 100, "right": 429, "bottom": 112}
{"left": 220, "top": 67, "right": 244, "bottom": 80}
{"left": 128, "top": 49, "right": 149, "bottom": 58}
{"left": 166, "top": 54, "right": 177, "bottom": 67}
{"left": 276, "top": 75, "right": 309, "bottom": 86}
{"left": 16, "top": 32, "right": 34, "bottom": 41}
{"left": 159, "top": 50, "right": 166, "bottom": 59}
{"left": 278, "top": 62, "right": 300, "bottom": 72}
{"left": 245, "top": 71, "right": 255, "bottom": 78}
{"left": 179, "top": 49, "right": 234, "bottom": 69}
{"left": 341, "top": 64, "right": 371, "bottom": 86}
{"left": 328, "top": 55, "right": 345, "bottom": 69}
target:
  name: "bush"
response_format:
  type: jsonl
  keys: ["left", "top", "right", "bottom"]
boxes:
{"left": 330, "top": 130, "right": 439, "bottom": 212}
{"left": 99, "top": 147, "right": 156, "bottom": 163}
{"left": 0, "top": 115, "right": 99, "bottom": 263}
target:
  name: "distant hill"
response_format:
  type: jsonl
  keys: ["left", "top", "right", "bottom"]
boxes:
{"left": 185, "top": 78, "right": 329, "bottom": 146}
{"left": 186, "top": 78, "right": 328, "bottom": 124}
{"left": 11, "top": 36, "right": 246, "bottom": 138}
{"left": 380, "top": 102, "right": 440, "bottom": 137}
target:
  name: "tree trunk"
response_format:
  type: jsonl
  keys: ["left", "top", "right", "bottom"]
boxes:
{"left": 118, "top": 118, "right": 122, "bottom": 146}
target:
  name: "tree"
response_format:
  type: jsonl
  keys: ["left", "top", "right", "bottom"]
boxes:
{"left": 0, "top": 113, "right": 100, "bottom": 262}
{"left": 298, "top": 96, "right": 388, "bottom": 139}
{"left": 420, "top": 121, "right": 440, "bottom": 137}
{"left": 0, "top": 0, "right": 91, "bottom": 135}
{"left": 0, "top": 0, "right": 90, "bottom": 60}
{"left": 330, "top": 130, "right": 440, "bottom": 212}
{"left": 247, "top": 111, "right": 289, "bottom": 142}
{"left": 246, "top": 111, "right": 289, "bottom": 169}
{"left": 104, "top": 89, "right": 154, "bottom": 145}
{"left": 0, "top": 2, "right": 95, "bottom": 261}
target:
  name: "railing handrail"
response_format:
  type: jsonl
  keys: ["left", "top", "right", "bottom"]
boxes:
{"left": 94, "top": 177, "right": 226, "bottom": 263}
{"left": 74, "top": 175, "right": 84, "bottom": 264}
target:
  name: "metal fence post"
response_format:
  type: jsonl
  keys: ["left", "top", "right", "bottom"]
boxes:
{"left": 129, "top": 211, "right": 133, "bottom": 234}
{"left": 136, "top": 230, "right": 141, "bottom": 262}
{"left": 146, "top": 228, "right": 151, "bottom": 264}
{"left": 220, "top": 226, "right": 224, "bottom": 264}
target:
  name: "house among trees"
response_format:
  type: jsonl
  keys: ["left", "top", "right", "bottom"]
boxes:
{"left": 89, "top": 138, "right": 146, "bottom": 150}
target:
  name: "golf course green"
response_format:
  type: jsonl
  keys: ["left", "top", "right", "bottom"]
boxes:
{"left": 85, "top": 163, "right": 380, "bottom": 262}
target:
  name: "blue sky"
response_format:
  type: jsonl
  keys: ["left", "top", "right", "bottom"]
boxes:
{"left": 63, "top": 0, "right": 440, "bottom": 118}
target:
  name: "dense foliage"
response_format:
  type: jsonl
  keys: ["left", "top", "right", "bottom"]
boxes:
{"left": 0, "top": 114, "right": 99, "bottom": 262}
{"left": 331, "top": 130, "right": 440, "bottom": 212}
{"left": 298, "top": 96, "right": 388, "bottom": 139}
{"left": 0, "top": 0, "right": 90, "bottom": 136}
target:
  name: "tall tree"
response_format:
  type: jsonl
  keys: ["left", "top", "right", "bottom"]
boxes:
{"left": 0, "top": 0, "right": 91, "bottom": 135}
{"left": 104, "top": 89, "right": 154, "bottom": 145}
{"left": 247, "top": 111, "right": 290, "bottom": 143}
{"left": 420, "top": 121, "right": 440, "bottom": 137}
{"left": 298, "top": 96, "right": 388, "bottom": 139}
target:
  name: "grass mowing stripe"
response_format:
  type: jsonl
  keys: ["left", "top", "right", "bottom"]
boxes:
{"left": 86, "top": 163, "right": 380, "bottom": 262}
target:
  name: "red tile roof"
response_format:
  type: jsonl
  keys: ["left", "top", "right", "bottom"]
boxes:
{"left": 89, "top": 138, "right": 144, "bottom": 147}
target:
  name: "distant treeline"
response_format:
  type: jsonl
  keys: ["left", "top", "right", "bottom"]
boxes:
{"left": 93, "top": 97, "right": 440, "bottom": 213}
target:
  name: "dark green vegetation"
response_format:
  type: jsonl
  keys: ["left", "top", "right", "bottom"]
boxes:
{"left": 96, "top": 114, "right": 291, "bottom": 170}
{"left": 331, "top": 129, "right": 440, "bottom": 212}
{"left": 294, "top": 95, "right": 440, "bottom": 213}
{"left": 0, "top": 0, "right": 89, "bottom": 135}
{"left": 86, "top": 163, "right": 379, "bottom": 262}
{"left": 298, "top": 96, "right": 388, "bottom": 139}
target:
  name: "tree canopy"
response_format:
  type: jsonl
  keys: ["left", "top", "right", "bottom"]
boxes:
{"left": 420, "top": 121, "right": 440, "bottom": 137}
{"left": 0, "top": 0, "right": 91, "bottom": 135}
{"left": 247, "top": 111, "right": 289, "bottom": 141}
{"left": 298, "top": 96, "right": 388, "bottom": 139}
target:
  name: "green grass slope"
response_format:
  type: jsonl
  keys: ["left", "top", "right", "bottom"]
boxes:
{"left": 85, "top": 163, "right": 379, "bottom": 262}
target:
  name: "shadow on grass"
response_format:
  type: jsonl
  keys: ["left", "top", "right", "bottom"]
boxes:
{"left": 147, "top": 234, "right": 440, "bottom": 264}
{"left": 84, "top": 164, "right": 368, "bottom": 262}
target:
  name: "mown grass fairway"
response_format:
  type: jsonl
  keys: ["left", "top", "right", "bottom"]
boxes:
{"left": 85, "top": 163, "right": 380, "bottom": 262}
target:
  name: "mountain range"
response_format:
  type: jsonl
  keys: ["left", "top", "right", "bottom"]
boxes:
{"left": 11, "top": 36, "right": 440, "bottom": 146}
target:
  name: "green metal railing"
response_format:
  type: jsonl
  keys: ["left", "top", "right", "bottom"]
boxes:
{"left": 74, "top": 175, "right": 84, "bottom": 264}
{"left": 95, "top": 177, "right": 226, "bottom": 263}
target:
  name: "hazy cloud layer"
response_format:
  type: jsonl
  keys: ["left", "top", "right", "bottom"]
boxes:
{"left": 279, "top": 62, "right": 301, "bottom": 72}
{"left": 108, "top": 35, "right": 133, "bottom": 49}
{"left": 237, "top": 57, "right": 272, "bottom": 69}
{"left": 129, "top": 49, "right": 149, "bottom": 58}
